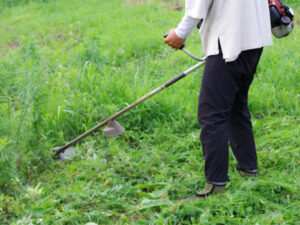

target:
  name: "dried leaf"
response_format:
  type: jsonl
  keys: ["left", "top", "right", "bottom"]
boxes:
{"left": 104, "top": 178, "right": 112, "bottom": 186}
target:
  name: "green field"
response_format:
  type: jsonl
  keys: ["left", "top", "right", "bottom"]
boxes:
{"left": 0, "top": 0, "right": 299, "bottom": 224}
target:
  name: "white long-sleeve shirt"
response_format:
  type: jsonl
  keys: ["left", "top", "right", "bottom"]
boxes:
{"left": 175, "top": 0, "right": 273, "bottom": 62}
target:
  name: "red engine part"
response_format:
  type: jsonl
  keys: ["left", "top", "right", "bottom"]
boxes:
{"left": 269, "top": 0, "right": 286, "bottom": 16}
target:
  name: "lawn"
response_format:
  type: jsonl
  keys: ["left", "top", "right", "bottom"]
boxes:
{"left": 0, "top": 0, "right": 299, "bottom": 224}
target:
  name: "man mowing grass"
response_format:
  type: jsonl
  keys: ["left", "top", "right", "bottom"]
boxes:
{"left": 164, "top": 0, "right": 273, "bottom": 199}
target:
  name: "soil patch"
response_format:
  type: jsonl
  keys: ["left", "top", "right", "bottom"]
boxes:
{"left": 7, "top": 40, "right": 20, "bottom": 49}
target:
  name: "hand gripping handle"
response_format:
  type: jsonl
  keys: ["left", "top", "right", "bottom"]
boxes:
{"left": 163, "top": 33, "right": 185, "bottom": 50}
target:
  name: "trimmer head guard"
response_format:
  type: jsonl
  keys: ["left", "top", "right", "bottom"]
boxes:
{"left": 53, "top": 147, "right": 76, "bottom": 161}
{"left": 103, "top": 120, "right": 125, "bottom": 137}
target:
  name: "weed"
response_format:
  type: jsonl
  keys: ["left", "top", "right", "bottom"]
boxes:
{"left": 0, "top": 0, "right": 299, "bottom": 224}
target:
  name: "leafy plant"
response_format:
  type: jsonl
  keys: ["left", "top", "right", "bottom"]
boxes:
{"left": 0, "top": 0, "right": 299, "bottom": 224}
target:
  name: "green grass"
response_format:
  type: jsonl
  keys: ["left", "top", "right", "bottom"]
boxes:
{"left": 0, "top": 0, "right": 299, "bottom": 224}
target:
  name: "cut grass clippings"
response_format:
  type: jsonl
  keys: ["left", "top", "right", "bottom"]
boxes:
{"left": 0, "top": 0, "right": 299, "bottom": 224}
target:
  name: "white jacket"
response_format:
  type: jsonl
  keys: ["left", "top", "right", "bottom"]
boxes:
{"left": 184, "top": 0, "right": 273, "bottom": 62}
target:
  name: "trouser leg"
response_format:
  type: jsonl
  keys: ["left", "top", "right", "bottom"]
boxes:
{"left": 228, "top": 48, "right": 263, "bottom": 171}
{"left": 198, "top": 53, "right": 238, "bottom": 183}
{"left": 229, "top": 77, "right": 257, "bottom": 171}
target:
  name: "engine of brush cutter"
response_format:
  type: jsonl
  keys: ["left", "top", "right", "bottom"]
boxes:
{"left": 269, "top": 0, "right": 294, "bottom": 38}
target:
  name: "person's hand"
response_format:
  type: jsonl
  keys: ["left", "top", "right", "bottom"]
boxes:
{"left": 164, "top": 29, "right": 185, "bottom": 50}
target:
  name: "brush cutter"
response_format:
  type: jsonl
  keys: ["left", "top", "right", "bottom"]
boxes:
{"left": 53, "top": 37, "right": 205, "bottom": 161}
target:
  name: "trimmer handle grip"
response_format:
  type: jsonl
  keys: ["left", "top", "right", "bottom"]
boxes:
{"left": 197, "top": 19, "right": 203, "bottom": 29}
{"left": 163, "top": 33, "right": 185, "bottom": 50}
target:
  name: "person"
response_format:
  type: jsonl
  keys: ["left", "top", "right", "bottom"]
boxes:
{"left": 164, "top": 0, "right": 273, "bottom": 198}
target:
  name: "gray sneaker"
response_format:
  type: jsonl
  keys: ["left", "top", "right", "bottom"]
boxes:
{"left": 195, "top": 183, "right": 225, "bottom": 197}
{"left": 238, "top": 169, "right": 257, "bottom": 178}
{"left": 177, "top": 183, "right": 225, "bottom": 202}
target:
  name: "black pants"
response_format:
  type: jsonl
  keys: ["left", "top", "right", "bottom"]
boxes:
{"left": 198, "top": 46, "right": 263, "bottom": 183}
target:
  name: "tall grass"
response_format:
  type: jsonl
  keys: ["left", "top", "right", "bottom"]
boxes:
{"left": 0, "top": 0, "right": 299, "bottom": 224}
{"left": 0, "top": 0, "right": 49, "bottom": 8}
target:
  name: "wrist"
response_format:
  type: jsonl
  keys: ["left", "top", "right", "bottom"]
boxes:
{"left": 175, "top": 28, "right": 186, "bottom": 39}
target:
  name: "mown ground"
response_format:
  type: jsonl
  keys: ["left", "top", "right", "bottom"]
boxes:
{"left": 0, "top": 0, "right": 299, "bottom": 224}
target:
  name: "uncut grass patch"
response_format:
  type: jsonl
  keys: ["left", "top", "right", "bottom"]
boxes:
{"left": 0, "top": 0, "right": 299, "bottom": 224}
